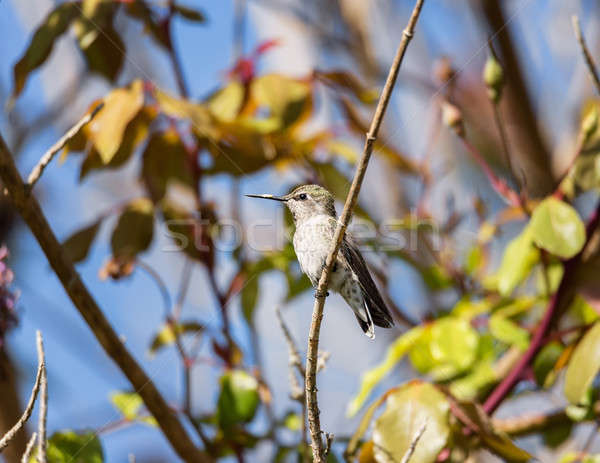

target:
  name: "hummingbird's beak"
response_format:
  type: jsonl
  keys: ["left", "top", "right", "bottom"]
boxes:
{"left": 245, "top": 194, "right": 288, "bottom": 202}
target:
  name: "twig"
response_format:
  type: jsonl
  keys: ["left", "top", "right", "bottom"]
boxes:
{"left": 21, "top": 433, "right": 37, "bottom": 463}
{"left": 572, "top": 16, "right": 600, "bottom": 95}
{"left": 400, "top": 421, "right": 427, "bottom": 463}
{"left": 0, "top": 134, "right": 208, "bottom": 463}
{"left": 36, "top": 331, "right": 47, "bottom": 463}
{"left": 25, "top": 103, "right": 104, "bottom": 192}
{"left": 0, "top": 334, "right": 44, "bottom": 452}
{"left": 304, "top": 1, "right": 426, "bottom": 461}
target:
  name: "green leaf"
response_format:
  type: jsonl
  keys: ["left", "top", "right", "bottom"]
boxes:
{"left": 173, "top": 5, "right": 206, "bottom": 22}
{"left": 283, "top": 412, "right": 302, "bottom": 431}
{"left": 89, "top": 80, "right": 145, "bottom": 164}
{"left": 372, "top": 382, "right": 449, "bottom": 463}
{"left": 485, "top": 226, "right": 539, "bottom": 296}
{"left": 111, "top": 198, "right": 154, "bottom": 260}
{"left": 241, "top": 275, "right": 259, "bottom": 323}
{"left": 533, "top": 341, "right": 564, "bottom": 388}
{"left": 31, "top": 430, "right": 103, "bottom": 463}
{"left": 565, "top": 321, "right": 600, "bottom": 404}
{"left": 529, "top": 198, "right": 586, "bottom": 259}
{"left": 217, "top": 370, "right": 260, "bottom": 430}
{"left": 489, "top": 315, "right": 529, "bottom": 351}
{"left": 111, "top": 391, "right": 144, "bottom": 420}
{"left": 13, "top": 3, "right": 80, "bottom": 98}
{"left": 148, "top": 321, "right": 204, "bottom": 355}
{"left": 346, "top": 327, "right": 423, "bottom": 417}
{"left": 75, "top": 15, "right": 124, "bottom": 82}
{"left": 62, "top": 220, "right": 102, "bottom": 263}
{"left": 141, "top": 130, "right": 194, "bottom": 201}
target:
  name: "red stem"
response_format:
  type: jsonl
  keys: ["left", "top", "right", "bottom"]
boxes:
{"left": 483, "top": 202, "right": 600, "bottom": 414}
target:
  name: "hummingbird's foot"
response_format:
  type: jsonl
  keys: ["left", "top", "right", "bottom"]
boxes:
{"left": 314, "top": 289, "right": 330, "bottom": 298}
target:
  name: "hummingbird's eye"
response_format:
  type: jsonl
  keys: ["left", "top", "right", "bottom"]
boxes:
{"left": 297, "top": 193, "right": 308, "bottom": 200}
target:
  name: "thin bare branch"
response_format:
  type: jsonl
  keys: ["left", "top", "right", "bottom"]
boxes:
{"left": 21, "top": 433, "right": 37, "bottom": 463}
{"left": 0, "top": 334, "right": 44, "bottom": 452}
{"left": 573, "top": 15, "right": 600, "bottom": 95}
{"left": 0, "top": 134, "right": 209, "bottom": 463}
{"left": 303, "top": 1, "right": 426, "bottom": 461}
{"left": 399, "top": 421, "right": 427, "bottom": 463}
{"left": 36, "top": 331, "right": 47, "bottom": 463}
{"left": 25, "top": 103, "right": 104, "bottom": 192}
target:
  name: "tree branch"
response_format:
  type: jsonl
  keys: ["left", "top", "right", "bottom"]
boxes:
{"left": 400, "top": 421, "right": 427, "bottom": 463}
{"left": 35, "top": 331, "right": 47, "bottom": 463}
{"left": 0, "top": 333, "right": 44, "bottom": 453}
{"left": 0, "top": 134, "right": 209, "bottom": 463}
{"left": 303, "top": 1, "right": 426, "bottom": 461}
{"left": 25, "top": 102, "right": 104, "bottom": 192}
{"left": 21, "top": 433, "right": 36, "bottom": 463}
{"left": 572, "top": 16, "right": 600, "bottom": 94}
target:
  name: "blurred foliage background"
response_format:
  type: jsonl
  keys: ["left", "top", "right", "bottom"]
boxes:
{"left": 2, "top": 0, "right": 600, "bottom": 462}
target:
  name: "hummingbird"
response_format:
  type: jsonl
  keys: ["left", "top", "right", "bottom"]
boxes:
{"left": 246, "top": 184, "right": 394, "bottom": 338}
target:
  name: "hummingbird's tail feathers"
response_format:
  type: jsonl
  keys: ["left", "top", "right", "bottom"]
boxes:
{"left": 340, "top": 237, "right": 395, "bottom": 329}
{"left": 365, "top": 294, "right": 394, "bottom": 328}
{"left": 354, "top": 310, "right": 375, "bottom": 339}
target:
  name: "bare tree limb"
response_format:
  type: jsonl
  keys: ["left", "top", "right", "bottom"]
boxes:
{"left": 35, "top": 331, "right": 47, "bottom": 463}
{"left": 21, "top": 433, "right": 36, "bottom": 463}
{"left": 0, "top": 334, "right": 44, "bottom": 452}
{"left": 303, "top": 1, "right": 426, "bottom": 461}
{"left": 572, "top": 16, "right": 600, "bottom": 95}
{"left": 0, "top": 134, "right": 209, "bottom": 463}
{"left": 25, "top": 102, "right": 104, "bottom": 192}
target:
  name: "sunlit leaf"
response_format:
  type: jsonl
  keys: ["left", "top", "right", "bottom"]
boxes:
{"left": 207, "top": 81, "right": 245, "bottom": 122}
{"left": 372, "top": 382, "right": 449, "bottom": 463}
{"left": 12, "top": 3, "right": 80, "bottom": 98}
{"left": 489, "top": 315, "right": 529, "bottom": 351}
{"left": 529, "top": 198, "right": 586, "bottom": 259}
{"left": 111, "top": 198, "right": 154, "bottom": 260}
{"left": 250, "top": 74, "right": 311, "bottom": 129}
{"left": 149, "top": 321, "right": 204, "bottom": 355}
{"left": 89, "top": 80, "right": 145, "bottom": 164}
{"left": 111, "top": 391, "right": 144, "bottom": 420}
{"left": 155, "top": 89, "right": 215, "bottom": 138}
{"left": 29, "top": 430, "right": 103, "bottom": 463}
{"left": 485, "top": 226, "right": 539, "bottom": 296}
{"left": 347, "top": 327, "right": 423, "bottom": 417}
{"left": 283, "top": 412, "right": 302, "bottom": 431}
{"left": 217, "top": 370, "right": 260, "bottom": 430}
{"left": 79, "top": 107, "right": 156, "bottom": 179}
{"left": 565, "top": 322, "right": 600, "bottom": 404}
{"left": 62, "top": 220, "right": 102, "bottom": 263}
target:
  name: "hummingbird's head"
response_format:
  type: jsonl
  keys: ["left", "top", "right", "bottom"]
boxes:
{"left": 246, "top": 184, "right": 336, "bottom": 223}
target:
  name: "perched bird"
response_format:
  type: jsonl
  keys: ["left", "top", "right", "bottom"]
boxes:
{"left": 246, "top": 184, "right": 394, "bottom": 338}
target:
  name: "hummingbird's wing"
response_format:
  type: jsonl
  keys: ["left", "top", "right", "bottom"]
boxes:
{"left": 340, "top": 236, "right": 394, "bottom": 328}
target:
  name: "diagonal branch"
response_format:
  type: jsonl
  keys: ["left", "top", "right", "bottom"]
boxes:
{"left": 572, "top": 16, "right": 600, "bottom": 94}
{"left": 0, "top": 333, "right": 44, "bottom": 453}
{"left": 303, "top": 1, "right": 426, "bottom": 461}
{"left": 25, "top": 102, "right": 104, "bottom": 192}
{"left": 0, "top": 134, "right": 209, "bottom": 463}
